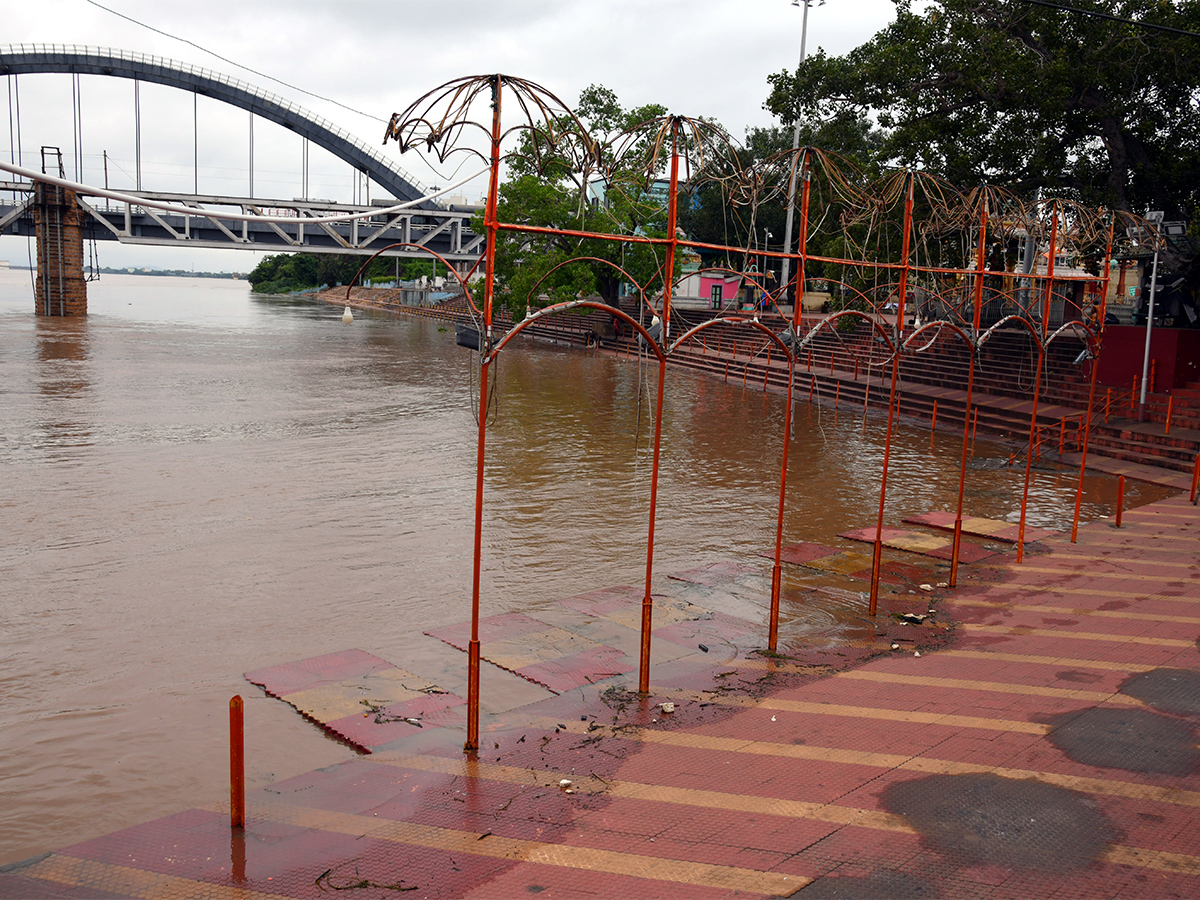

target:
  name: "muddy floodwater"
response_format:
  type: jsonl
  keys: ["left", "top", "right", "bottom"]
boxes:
{"left": 0, "top": 270, "right": 1171, "bottom": 864}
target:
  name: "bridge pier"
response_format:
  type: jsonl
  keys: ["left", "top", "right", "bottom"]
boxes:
{"left": 34, "top": 183, "right": 87, "bottom": 316}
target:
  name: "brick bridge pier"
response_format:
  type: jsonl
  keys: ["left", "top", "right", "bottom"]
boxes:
{"left": 33, "top": 182, "right": 87, "bottom": 316}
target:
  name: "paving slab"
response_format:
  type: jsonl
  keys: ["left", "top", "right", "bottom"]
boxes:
{"left": 841, "top": 525, "right": 1003, "bottom": 562}
{"left": 9, "top": 493, "right": 1200, "bottom": 899}
{"left": 903, "top": 510, "right": 1058, "bottom": 543}
{"left": 244, "top": 649, "right": 464, "bottom": 751}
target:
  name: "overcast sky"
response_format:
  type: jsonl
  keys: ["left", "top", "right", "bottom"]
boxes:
{"left": 2, "top": 0, "right": 899, "bottom": 271}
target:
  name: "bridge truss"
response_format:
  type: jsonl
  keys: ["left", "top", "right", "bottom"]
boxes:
{"left": 0, "top": 183, "right": 483, "bottom": 262}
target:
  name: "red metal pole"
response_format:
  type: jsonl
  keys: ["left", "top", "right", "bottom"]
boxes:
{"left": 769, "top": 360, "right": 796, "bottom": 651}
{"left": 1189, "top": 450, "right": 1199, "bottom": 503}
{"left": 952, "top": 195, "right": 988, "bottom": 587}
{"left": 1072, "top": 214, "right": 1114, "bottom": 543}
{"left": 1165, "top": 395, "right": 1174, "bottom": 435}
{"left": 638, "top": 118, "right": 682, "bottom": 694}
{"left": 870, "top": 175, "right": 915, "bottom": 614}
{"left": 229, "top": 695, "right": 244, "bottom": 829}
{"left": 1017, "top": 205, "right": 1057, "bottom": 564}
{"left": 1115, "top": 474, "right": 1125, "bottom": 527}
{"left": 639, "top": 358, "right": 667, "bottom": 692}
{"left": 465, "top": 75, "right": 504, "bottom": 755}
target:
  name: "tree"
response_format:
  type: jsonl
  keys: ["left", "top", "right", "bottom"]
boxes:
{"left": 765, "top": 0, "right": 1200, "bottom": 217}
{"left": 247, "top": 252, "right": 452, "bottom": 293}
{"left": 677, "top": 114, "right": 885, "bottom": 268}
{"left": 480, "top": 85, "right": 677, "bottom": 318}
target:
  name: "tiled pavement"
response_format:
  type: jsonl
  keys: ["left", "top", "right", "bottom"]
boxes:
{"left": 2, "top": 493, "right": 1197, "bottom": 899}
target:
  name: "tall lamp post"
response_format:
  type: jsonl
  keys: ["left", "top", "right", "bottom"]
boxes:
{"left": 1137, "top": 211, "right": 1163, "bottom": 419}
{"left": 779, "top": 0, "right": 822, "bottom": 308}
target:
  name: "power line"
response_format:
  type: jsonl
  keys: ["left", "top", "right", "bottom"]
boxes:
{"left": 1019, "top": 0, "right": 1200, "bottom": 38}
{"left": 85, "top": 0, "right": 389, "bottom": 124}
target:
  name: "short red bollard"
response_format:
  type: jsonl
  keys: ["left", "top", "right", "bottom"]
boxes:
{"left": 230, "top": 695, "right": 245, "bottom": 829}
{"left": 1190, "top": 451, "right": 1199, "bottom": 504}
{"left": 1165, "top": 395, "right": 1174, "bottom": 435}
{"left": 1115, "top": 475, "right": 1125, "bottom": 528}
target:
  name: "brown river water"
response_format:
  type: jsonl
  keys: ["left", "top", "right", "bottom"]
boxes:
{"left": 0, "top": 270, "right": 1170, "bottom": 864}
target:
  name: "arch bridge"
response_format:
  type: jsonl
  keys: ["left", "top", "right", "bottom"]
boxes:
{"left": 0, "top": 45, "right": 483, "bottom": 263}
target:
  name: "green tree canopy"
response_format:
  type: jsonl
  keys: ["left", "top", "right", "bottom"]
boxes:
{"left": 766, "top": 0, "right": 1200, "bottom": 217}
{"left": 248, "top": 252, "right": 451, "bottom": 294}
{"left": 482, "top": 85, "right": 677, "bottom": 317}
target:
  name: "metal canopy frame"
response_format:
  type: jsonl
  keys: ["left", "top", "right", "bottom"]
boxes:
{"left": 379, "top": 74, "right": 1151, "bottom": 755}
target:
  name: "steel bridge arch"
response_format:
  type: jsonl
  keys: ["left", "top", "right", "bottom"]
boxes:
{"left": 0, "top": 43, "right": 431, "bottom": 206}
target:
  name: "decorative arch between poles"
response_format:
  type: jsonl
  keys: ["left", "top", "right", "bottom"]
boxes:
{"left": 381, "top": 74, "right": 1151, "bottom": 755}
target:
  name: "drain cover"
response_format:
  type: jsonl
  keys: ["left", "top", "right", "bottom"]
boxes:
{"left": 1047, "top": 707, "right": 1198, "bottom": 776}
{"left": 798, "top": 869, "right": 937, "bottom": 899}
{"left": 1119, "top": 668, "right": 1200, "bottom": 716}
{"left": 880, "top": 773, "right": 1118, "bottom": 872}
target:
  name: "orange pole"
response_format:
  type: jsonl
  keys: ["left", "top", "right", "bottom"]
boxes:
{"left": 862, "top": 375, "right": 870, "bottom": 434}
{"left": 639, "top": 357, "right": 667, "bottom": 692}
{"left": 1190, "top": 450, "right": 1199, "bottom": 503}
{"left": 870, "top": 175, "right": 914, "bottom": 613}
{"left": 809, "top": 374, "right": 814, "bottom": 402}
{"left": 953, "top": 196, "right": 988, "bottom": 586}
{"left": 1105, "top": 388, "right": 1111, "bottom": 423}
{"left": 465, "top": 75, "right": 505, "bottom": 755}
{"left": 724, "top": 361, "right": 729, "bottom": 382}
{"left": 1165, "top": 395, "right": 1174, "bottom": 434}
{"left": 835, "top": 382, "right": 840, "bottom": 409}
{"left": 769, "top": 360, "right": 797, "bottom": 651}
{"left": 1072, "top": 334, "right": 1105, "bottom": 543}
{"left": 1130, "top": 376, "right": 1138, "bottom": 416}
{"left": 1018, "top": 204, "right": 1057, "bottom": 564}
{"left": 931, "top": 400, "right": 938, "bottom": 433}
{"left": 229, "top": 696, "right": 245, "bottom": 829}
{"left": 638, "top": 118, "right": 682, "bottom": 694}
{"left": 1115, "top": 475, "right": 1125, "bottom": 527}
{"left": 854, "top": 358, "right": 860, "bottom": 380}
{"left": 1058, "top": 418, "right": 1065, "bottom": 455}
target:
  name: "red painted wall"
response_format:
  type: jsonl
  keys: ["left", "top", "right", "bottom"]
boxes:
{"left": 1098, "top": 325, "right": 1200, "bottom": 391}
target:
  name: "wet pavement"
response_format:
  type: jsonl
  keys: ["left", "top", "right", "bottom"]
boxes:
{"left": 2, "top": 488, "right": 1198, "bottom": 898}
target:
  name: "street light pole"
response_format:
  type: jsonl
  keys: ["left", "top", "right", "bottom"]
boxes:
{"left": 1137, "top": 211, "right": 1164, "bottom": 419}
{"left": 779, "top": 0, "right": 815, "bottom": 311}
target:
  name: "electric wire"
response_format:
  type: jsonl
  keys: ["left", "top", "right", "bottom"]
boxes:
{"left": 84, "top": 0, "right": 389, "bottom": 124}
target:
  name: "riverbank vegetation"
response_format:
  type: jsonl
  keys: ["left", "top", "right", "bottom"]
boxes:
{"left": 248, "top": 252, "right": 452, "bottom": 294}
